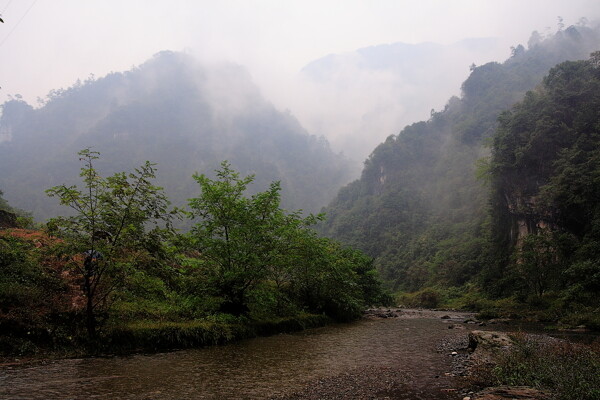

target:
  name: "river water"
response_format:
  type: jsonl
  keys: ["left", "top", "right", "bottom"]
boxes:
{"left": 0, "top": 315, "right": 465, "bottom": 399}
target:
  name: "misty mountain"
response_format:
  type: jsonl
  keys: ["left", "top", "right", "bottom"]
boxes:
{"left": 319, "top": 25, "right": 600, "bottom": 290}
{"left": 296, "top": 38, "right": 505, "bottom": 160}
{"left": 0, "top": 51, "right": 353, "bottom": 220}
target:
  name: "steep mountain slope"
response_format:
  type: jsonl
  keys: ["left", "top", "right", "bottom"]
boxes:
{"left": 320, "top": 26, "right": 600, "bottom": 290}
{"left": 0, "top": 51, "right": 352, "bottom": 219}
{"left": 486, "top": 53, "right": 600, "bottom": 308}
{"left": 298, "top": 38, "right": 504, "bottom": 160}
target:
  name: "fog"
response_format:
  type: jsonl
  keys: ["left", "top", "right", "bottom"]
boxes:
{"left": 1, "top": 0, "right": 599, "bottom": 160}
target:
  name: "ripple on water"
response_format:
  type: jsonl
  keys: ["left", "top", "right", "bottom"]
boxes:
{"left": 0, "top": 318, "right": 459, "bottom": 399}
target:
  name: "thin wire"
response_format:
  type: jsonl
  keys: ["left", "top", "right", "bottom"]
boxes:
{"left": 2, "top": 0, "right": 14, "bottom": 14}
{"left": 0, "top": 0, "right": 38, "bottom": 48}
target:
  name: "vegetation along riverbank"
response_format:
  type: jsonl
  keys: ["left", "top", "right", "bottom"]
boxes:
{"left": 0, "top": 153, "right": 388, "bottom": 360}
{"left": 273, "top": 309, "right": 600, "bottom": 400}
{"left": 2, "top": 20, "right": 600, "bottom": 399}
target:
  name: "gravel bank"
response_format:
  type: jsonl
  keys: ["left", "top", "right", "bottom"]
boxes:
{"left": 272, "top": 309, "right": 479, "bottom": 400}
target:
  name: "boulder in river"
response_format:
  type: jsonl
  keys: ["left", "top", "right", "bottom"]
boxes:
{"left": 363, "top": 308, "right": 401, "bottom": 319}
{"left": 467, "top": 331, "right": 513, "bottom": 352}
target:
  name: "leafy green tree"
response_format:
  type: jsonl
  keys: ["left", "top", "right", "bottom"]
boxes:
{"left": 186, "top": 161, "right": 386, "bottom": 319}
{"left": 285, "top": 234, "right": 384, "bottom": 321}
{"left": 187, "top": 161, "right": 315, "bottom": 315}
{"left": 515, "top": 231, "right": 563, "bottom": 297}
{"left": 46, "top": 149, "right": 176, "bottom": 337}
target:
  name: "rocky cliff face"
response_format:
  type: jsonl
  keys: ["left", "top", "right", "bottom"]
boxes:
{"left": 503, "top": 192, "right": 558, "bottom": 245}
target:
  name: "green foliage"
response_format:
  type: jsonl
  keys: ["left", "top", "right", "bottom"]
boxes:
{"left": 187, "top": 161, "right": 307, "bottom": 315}
{"left": 321, "top": 27, "right": 600, "bottom": 294}
{"left": 474, "top": 334, "right": 600, "bottom": 400}
{"left": 46, "top": 149, "right": 177, "bottom": 337}
{"left": 0, "top": 232, "right": 73, "bottom": 354}
{"left": 2, "top": 154, "right": 379, "bottom": 355}
{"left": 487, "top": 53, "right": 600, "bottom": 314}
{"left": 185, "top": 162, "right": 386, "bottom": 321}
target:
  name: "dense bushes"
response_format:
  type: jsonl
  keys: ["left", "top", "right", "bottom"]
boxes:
{"left": 0, "top": 230, "right": 79, "bottom": 355}
{"left": 0, "top": 157, "right": 386, "bottom": 355}
{"left": 472, "top": 333, "right": 600, "bottom": 400}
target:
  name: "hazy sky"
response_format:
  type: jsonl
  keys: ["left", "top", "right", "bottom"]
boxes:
{"left": 1, "top": 0, "right": 599, "bottom": 157}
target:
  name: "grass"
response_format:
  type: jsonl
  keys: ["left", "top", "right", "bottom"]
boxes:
{"left": 0, "top": 312, "right": 331, "bottom": 362}
{"left": 471, "top": 333, "right": 600, "bottom": 400}
{"left": 101, "top": 313, "right": 330, "bottom": 354}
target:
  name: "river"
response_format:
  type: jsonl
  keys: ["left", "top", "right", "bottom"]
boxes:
{"left": 0, "top": 310, "right": 488, "bottom": 399}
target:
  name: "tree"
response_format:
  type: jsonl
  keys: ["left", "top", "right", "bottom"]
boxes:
{"left": 0, "top": 189, "right": 10, "bottom": 211}
{"left": 187, "top": 161, "right": 309, "bottom": 315}
{"left": 285, "top": 233, "right": 383, "bottom": 321}
{"left": 515, "top": 231, "right": 562, "bottom": 297}
{"left": 186, "top": 161, "right": 386, "bottom": 319}
{"left": 46, "top": 149, "right": 175, "bottom": 337}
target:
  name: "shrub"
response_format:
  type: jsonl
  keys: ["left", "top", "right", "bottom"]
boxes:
{"left": 473, "top": 334, "right": 600, "bottom": 400}
{"left": 396, "top": 287, "right": 441, "bottom": 309}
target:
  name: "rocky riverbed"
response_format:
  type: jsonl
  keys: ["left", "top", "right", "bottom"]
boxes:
{"left": 2, "top": 308, "right": 592, "bottom": 399}
{"left": 272, "top": 308, "right": 482, "bottom": 400}
{"left": 273, "top": 308, "right": 570, "bottom": 400}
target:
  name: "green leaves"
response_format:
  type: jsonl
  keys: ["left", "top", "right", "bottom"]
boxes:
{"left": 188, "top": 161, "right": 303, "bottom": 314}
{"left": 186, "top": 161, "right": 384, "bottom": 319}
{"left": 487, "top": 54, "right": 600, "bottom": 308}
{"left": 46, "top": 148, "right": 176, "bottom": 337}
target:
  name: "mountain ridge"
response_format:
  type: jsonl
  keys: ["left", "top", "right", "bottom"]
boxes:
{"left": 0, "top": 51, "right": 353, "bottom": 220}
{"left": 319, "top": 25, "right": 600, "bottom": 290}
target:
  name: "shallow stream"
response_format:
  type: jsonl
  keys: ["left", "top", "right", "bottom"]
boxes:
{"left": 0, "top": 316, "right": 461, "bottom": 399}
{"left": 4, "top": 310, "right": 594, "bottom": 399}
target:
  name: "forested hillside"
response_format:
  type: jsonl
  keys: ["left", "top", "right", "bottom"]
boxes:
{"left": 0, "top": 51, "right": 352, "bottom": 220}
{"left": 320, "top": 26, "right": 600, "bottom": 294}
{"left": 485, "top": 53, "right": 600, "bottom": 319}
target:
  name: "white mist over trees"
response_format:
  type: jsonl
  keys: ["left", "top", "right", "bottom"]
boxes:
{"left": 319, "top": 25, "right": 600, "bottom": 291}
{"left": 289, "top": 38, "right": 506, "bottom": 161}
{"left": 0, "top": 51, "right": 353, "bottom": 220}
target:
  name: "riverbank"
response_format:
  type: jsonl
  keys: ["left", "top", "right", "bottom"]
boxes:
{"left": 272, "top": 308, "right": 476, "bottom": 400}
{"left": 2, "top": 308, "right": 598, "bottom": 399}
{"left": 273, "top": 308, "right": 600, "bottom": 400}
{"left": 0, "top": 313, "right": 331, "bottom": 367}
